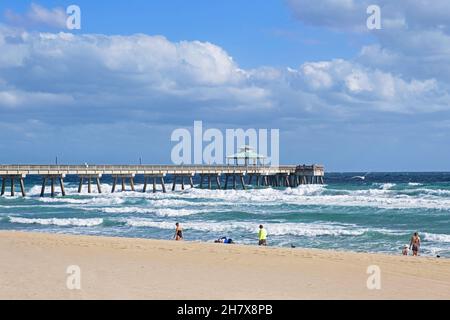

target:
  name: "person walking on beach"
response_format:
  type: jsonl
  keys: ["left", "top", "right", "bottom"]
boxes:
{"left": 174, "top": 223, "right": 183, "bottom": 241}
{"left": 409, "top": 232, "right": 421, "bottom": 256}
{"left": 402, "top": 245, "right": 409, "bottom": 256}
{"left": 258, "top": 225, "right": 267, "bottom": 246}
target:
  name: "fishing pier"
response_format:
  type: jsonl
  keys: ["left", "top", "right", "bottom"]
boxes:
{"left": 0, "top": 164, "right": 325, "bottom": 197}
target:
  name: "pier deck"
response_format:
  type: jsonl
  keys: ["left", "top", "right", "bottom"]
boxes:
{"left": 0, "top": 164, "right": 324, "bottom": 197}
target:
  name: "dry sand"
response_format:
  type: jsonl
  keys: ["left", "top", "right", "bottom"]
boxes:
{"left": 0, "top": 231, "right": 449, "bottom": 300}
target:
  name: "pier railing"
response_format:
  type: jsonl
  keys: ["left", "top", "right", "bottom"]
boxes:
{"left": 0, "top": 164, "right": 324, "bottom": 175}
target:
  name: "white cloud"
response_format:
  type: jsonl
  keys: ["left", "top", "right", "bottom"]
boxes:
{"left": 0, "top": 15, "right": 449, "bottom": 130}
{"left": 5, "top": 3, "right": 67, "bottom": 29}
{"left": 301, "top": 61, "right": 335, "bottom": 89}
{"left": 288, "top": 0, "right": 450, "bottom": 84}
{"left": 296, "top": 58, "right": 446, "bottom": 113}
{"left": 0, "top": 26, "right": 266, "bottom": 124}
{"left": 345, "top": 70, "right": 372, "bottom": 93}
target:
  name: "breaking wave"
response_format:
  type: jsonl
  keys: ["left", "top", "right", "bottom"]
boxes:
{"left": 8, "top": 217, "right": 104, "bottom": 227}
{"left": 125, "top": 219, "right": 369, "bottom": 237}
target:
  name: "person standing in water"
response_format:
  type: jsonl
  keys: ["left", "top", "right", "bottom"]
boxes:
{"left": 409, "top": 232, "right": 421, "bottom": 256}
{"left": 174, "top": 222, "right": 183, "bottom": 241}
{"left": 258, "top": 225, "right": 267, "bottom": 246}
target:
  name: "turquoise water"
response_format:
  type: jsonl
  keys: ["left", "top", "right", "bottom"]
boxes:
{"left": 1, "top": 172, "right": 449, "bottom": 257}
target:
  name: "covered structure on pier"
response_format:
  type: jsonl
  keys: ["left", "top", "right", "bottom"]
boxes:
{"left": 226, "top": 146, "right": 267, "bottom": 166}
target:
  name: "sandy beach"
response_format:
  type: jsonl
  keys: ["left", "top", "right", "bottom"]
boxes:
{"left": 0, "top": 231, "right": 449, "bottom": 300}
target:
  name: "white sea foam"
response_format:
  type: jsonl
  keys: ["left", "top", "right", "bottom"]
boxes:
{"left": 146, "top": 199, "right": 200, "bottom": 207}
{"left": 38, "top": 196, "right": 126, "bottom": 206}
{"left": 9, "top": 217, "right": 104, "bottom": 227}
{"left": 414, "top": 188, "right": 450, "bottom": 196}
{"left": 423, "top": 232, "right": 450, "bottom": 243}
{"left": 408, "top": 183, "right": 423, "bottom": 186}
{"left": 124, "top": 219, "right": 366, "bottom": 237}
{"left": 348, "top": 189, "right": 394, "bottom": 196}
{"left": 380, "top": 183, "right": 396, "bottom": 190}
{"left": 27, "top": 184, "right": 113, "bottom": 196}
{"left": 166, "top": 187, "right": 450, "bottom": 210}
{"left": 100, "top": 207, "right": 205, "bottom": 217}
{"left": 17, "top": 182, "right": 450, "bottom": 211}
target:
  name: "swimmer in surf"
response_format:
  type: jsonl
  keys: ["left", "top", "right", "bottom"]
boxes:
{"left": 174, "top": 223, "right": 183, "bottom": 241}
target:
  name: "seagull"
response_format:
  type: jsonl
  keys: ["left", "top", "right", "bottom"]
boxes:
{"left": 351, "top": 172, "right": 371, "bottom": 181}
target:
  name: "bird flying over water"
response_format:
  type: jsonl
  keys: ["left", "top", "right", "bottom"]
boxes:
{"left": 351, "top": 172, "right": 371, "bottom": 180}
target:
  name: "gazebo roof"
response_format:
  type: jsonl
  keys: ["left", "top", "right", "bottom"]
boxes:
{"left": 226, "top": 146, "right": 267, "bottom": 159}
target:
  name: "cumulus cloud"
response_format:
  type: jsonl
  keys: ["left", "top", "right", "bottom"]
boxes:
{"left": 288, "top": 0, "right": 450, "bottom": 83}
{"left": 0, "top": 22, "right": 448, "bottom": 130}
{"left": 0, "top": 25, "right": 273, "bottom": 127}
{"left": 283, "top": 0, "right": 450, "bottom": 116}
{"left": 4, "top": 3, "right": 67, "bottom": 30}
{"left": 297, "top": 59, "right": 446, "bottom": 113}
{"left": 0, "top": 0, "right": 448, "bottom": 140}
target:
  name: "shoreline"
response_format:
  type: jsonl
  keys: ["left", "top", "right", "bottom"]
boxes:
{"left": 1, "top": 231, "right": 449, "bottom": 300}
{"left": 0, "top": 228, "right": 445, "bottom": 259}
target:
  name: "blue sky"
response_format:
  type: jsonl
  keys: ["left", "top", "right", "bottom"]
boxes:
{"left": 1, "top": 1, "right": 450, "bottom": 171}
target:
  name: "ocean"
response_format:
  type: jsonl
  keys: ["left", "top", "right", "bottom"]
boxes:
{"left": 1, "top": 172, "right": 449, "bottom": 257}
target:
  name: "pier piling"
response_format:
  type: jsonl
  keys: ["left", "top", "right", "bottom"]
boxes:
{"left": 121, "top": 178, "right": 126, "bottom": 192}
{"left": 78, "top": 174, "right": 102, "bottom": 194}
{"left": 240, "top": 175, "right": 246, "bottom": 190}
{"left": 51, "top": 177, "right": 55, "bottom": 197}
{"left": 172, "top": 176, "right": 177, "bottom": 192}
{"left": 143, "top": 177, "right": 148, "bottom": 193}
{"left": 19, "top": 177, "right": 26, "bottom": 197}
{"left": 41, "top": 177, "right": 47, "bottom": 197}
{"left": 112, "top": 177, "right": 117, "bottom": 193}
{"left": 39, "top": 175, "right": 65, "bottom": 197}
{"left": 0, "top": 175, "right": 26, "bottom": 197}
{"left": 224, "top": 175, "right": 229, "bottom": 189}
{"left": 143, "top": 174, "right": 167, "bottom": 193}
{"left": 216, "top": 175, "right": 221, "bottom": 189}
{"left": 78, "top": 177, "right": 83, "bottom": 193}
{"left": 1, "top": 177, "right": 5, "bottom": 196}
{"left": 96, "top": 177, "right": 102, "bottom": 194}
{"left": 110, "top": 174, "right": 136, "bottom": 193}
{"left": 10, "top": 177, "right": 14, "bottom": 197}
{"left": 60, "top": 177, "right": 66, "bottom": 196}
{"left": 171, "top": 174, "right": 194, "bottom": 191}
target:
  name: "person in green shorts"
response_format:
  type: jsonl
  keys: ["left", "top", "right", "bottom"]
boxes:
{"left": 258, "top": 225, "right": 267, "bottom": 246}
